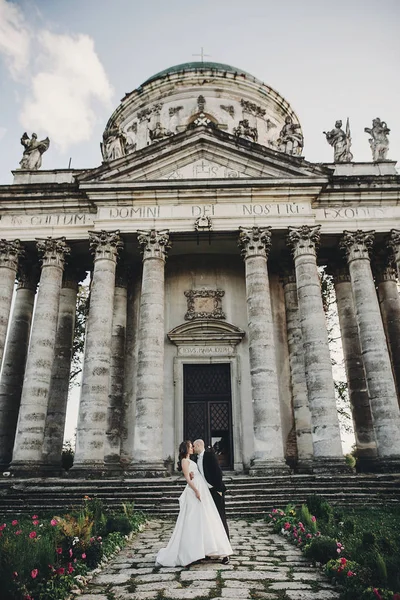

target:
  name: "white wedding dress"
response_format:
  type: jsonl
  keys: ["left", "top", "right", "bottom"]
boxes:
{"left": 156, "top": 459, "right": 233, "bottom": 566}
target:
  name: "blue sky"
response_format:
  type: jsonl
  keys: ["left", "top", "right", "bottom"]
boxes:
{"left": 0, "top": 0, "right": 399, "bottom": 183}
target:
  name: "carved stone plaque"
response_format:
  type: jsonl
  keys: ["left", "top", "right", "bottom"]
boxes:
{"left": 184, "top": 289, "right": 225, "bottom": 320}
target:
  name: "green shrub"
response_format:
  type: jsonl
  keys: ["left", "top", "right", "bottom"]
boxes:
{"left": 61, "top": 441, "right": 74, "bottom": 471}
{"left": 345, "top": 453, "right": 356, "bottom": 468}
{"left": 342, "top": 518, "right": 355, "bottom": 534}
{"left": 106, "top": 515, "right": 132, "bottom": 535}
{"left": 362, "top": 531, "right": 376, "bottom": 548}
{"left": 303, "top": 535, "right": 339, "bottom": 564}
{"left": 299, "top": 504, "right": 317, "bottom": 533}
{"left": 306, "top": 494, "right": 332, "bottom": 522}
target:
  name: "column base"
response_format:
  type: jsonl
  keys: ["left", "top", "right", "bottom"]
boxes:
{"left": 357, "top": 456, "right": 400, "bottom": 473}
{"left": 249, "top": 458, "right": 291, "bottom": 476}
{"left": 312, "top": 457, "right": 352, "bottom": 474}
{"left": 125, "top": 461, "right": 169, "bottom": 478}
{"left": 70, "top": 462, "right": 108, "bottom": 478}
{"left": 9, "top": 461, "right": 66, "bottom": 478}
{"left": 295, "top": 458, "right": 314, "bottom": 474}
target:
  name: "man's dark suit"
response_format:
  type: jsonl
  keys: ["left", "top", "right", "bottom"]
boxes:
{"left": 194, "top": 448, "right": 229, "bottom": 539}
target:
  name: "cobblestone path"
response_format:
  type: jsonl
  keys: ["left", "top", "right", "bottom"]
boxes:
{"left": 80, "top": 519, "right": 340, "bottom": 600}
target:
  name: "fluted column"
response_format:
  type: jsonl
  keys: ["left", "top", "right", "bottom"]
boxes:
{"left": 389, "top": 229, "right": 400, "bottom": 280}
{"left": 41, "top": 264, "right": 85, "bottom": 471}
{"left": 329, "top": 261, "right": 377, "bottom": 467}
{"left": 104, "top": 265, "right": 128, "bottom": 469}
{"left": 287, "top": 226, "right": 344, "bottom": 470}
{"left": 281, "top": 268, "right": 313, "bottom": 472}
{"left": 238, "top": 227, "right": 287, "bottom": 474}
{"left": 374, "top": 255, "right": 400, "bottom": 407}
{"left": 0, "top": 258, "right": 39, "bottom": 469}
{"left": 131, "top": 229, "right": 170, "bottom": 475}
{"left": 341, "top": 230, "right": 400, "bottom": 465}
{"left": 0, "top": 239, "right": 24, "bottom": 368}
{"left": 73, "top": 231, "right": 123, "bottom": 472}
{"left": 11, "top": 238, "right": 70, "bottom": 471}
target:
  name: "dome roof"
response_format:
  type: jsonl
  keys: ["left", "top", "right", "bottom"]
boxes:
{"left": 142, "top": 62, "right": 261, "bottom": 86}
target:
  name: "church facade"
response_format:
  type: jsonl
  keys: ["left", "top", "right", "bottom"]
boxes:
{"left": 1, "top": 62, "right": 400, "bottom": 477}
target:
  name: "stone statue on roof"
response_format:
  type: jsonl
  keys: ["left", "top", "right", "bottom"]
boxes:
{"left": 364, "top": 118, "right": 390, "bottom": 162}
{"left": 277, "top": 116, "right": 303, "bottom": 156}
{"left": 19, "top": 132, "right": 50, "bottom": 170}
{"left": 324, "top": 119, "right": 353, "bottom": 162}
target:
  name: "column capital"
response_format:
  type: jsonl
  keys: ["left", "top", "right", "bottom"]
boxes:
{"left": 17, "top": 256, "right": 40, "bottom": 291}
{"left": 36, "top": 237, "right": 70, "bottom": 268}
{"left": 287, "top": 225, "right": 321, "bottom": 259}
{"left": 137, "top": 229, "right": 171, "bottom": 262}
{"left": 0, "top": 239, "right": 24, "bottom": 271}
{"left": 372, "top": 250, "right": 397, "bottom": 283}
{"left": 89, "top": 230, "right": 123, "bottom": 261}
{"left": 340, "top": 230, "right": 374, "bottom": 263}
{"left": 238, "top": 226, "right": 272, "bottom": 259}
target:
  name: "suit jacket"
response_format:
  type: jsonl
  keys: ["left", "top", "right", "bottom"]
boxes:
{"left": 193, "top": 448, "right": 226, "bottom": 494}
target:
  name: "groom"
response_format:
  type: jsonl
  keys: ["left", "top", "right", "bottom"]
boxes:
{"left": 193, "top": 438, "right": 230, "bottom": 562}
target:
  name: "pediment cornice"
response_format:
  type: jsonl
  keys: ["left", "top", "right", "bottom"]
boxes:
{"left": 168, "top": 320, "right": 245, "bottom": 346}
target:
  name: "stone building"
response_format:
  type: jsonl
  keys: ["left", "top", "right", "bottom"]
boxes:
{"left": 0, "top": 62, "right": 400, "bottom": 477}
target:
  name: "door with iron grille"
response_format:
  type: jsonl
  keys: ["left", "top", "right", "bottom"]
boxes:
{"left": 183, "top": 363, "right": 233, "bottom": 470}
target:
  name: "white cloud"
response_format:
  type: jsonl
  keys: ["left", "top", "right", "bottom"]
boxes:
{"left": 0, "top": 0, "right": 30, "bottom": 78}
{"left": 20, "top": 31, "right": 114, "bottom": 151}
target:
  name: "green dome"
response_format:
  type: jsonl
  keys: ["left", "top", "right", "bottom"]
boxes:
{"left": 142, "top": 62, "right": 261, "bottom": 86}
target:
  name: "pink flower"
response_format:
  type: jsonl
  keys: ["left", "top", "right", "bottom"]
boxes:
{"left": 81, "top": 553, "right": 86, "bottom": 559}
{"left": 306, "top": 533, "right": 312, "bottom": 539}
{"left": 56, "top": 567, "right": 65, "bottom": 575}
{"left": 0, "top": 523, "right": 6, "bottom": 531}
{"left": 284, "top": 522, "right": 291, "bottom": 530}
{"left": 32, "top": 519, "right": 39, "bottom": 526}
{"left": 32, "top": 515, "right": 38, "bottom": 519}
{"left": 56, "top": 547, "right": 62, "bottom": 554}
{"left": 50, "top": 518, "right": 58, "bottom": 526}
{"left": 97, "top": 536, "right": 102, "bottom": 541}
{"left": 12, "top": 571, "right": 18, "bottom": 579}
{"left": 311, "top": 515, "right": 316, "bottom": 522}
{"left": 29, "top": 531, "right": 37, "bottom": 539}
{"left": 67, "top": 563, "right": 74, "bottom": 574}
{"left": 373, "top": 589, "right": 382, "bottom": 600}
{"left": 69, "top": 548, "right": 73, "bottom": 557}
{"left": 15, "top": 530, "right": 22, "bottom": 535}
{"left": 347, "top": 570, "right": 355, "bottom": 577}
{"left": 340, "top": 557, "right": 347, "bottom": 565}
{"left": 11, "top": 520, "right": 18, "bottom": 526}
{"left": 31, "top": 569, "right": 38, "bottom": 579}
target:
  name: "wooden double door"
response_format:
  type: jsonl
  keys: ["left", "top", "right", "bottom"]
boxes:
{"left": 183, "top": 363, "right": 233, "bottom": 470}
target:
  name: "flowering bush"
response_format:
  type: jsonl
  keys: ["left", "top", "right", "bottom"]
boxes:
{"left": 0, "top": 499, "right": 146, "bottom": 600}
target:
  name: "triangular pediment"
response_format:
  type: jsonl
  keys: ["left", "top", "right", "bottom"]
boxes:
{"left": 79, "top": 126, "right": 332, "bottom": 184}
{"left": 168, "top": 320, "right": 245, "bottom": 346}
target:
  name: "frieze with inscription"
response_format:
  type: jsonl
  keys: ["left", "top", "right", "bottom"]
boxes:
{"left": 177, "top": 345, "right": 235, "bottom": 356}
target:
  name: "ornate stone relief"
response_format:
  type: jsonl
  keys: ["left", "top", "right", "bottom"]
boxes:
{"left": 169, "top": 106, "right": 183, "bottom": 117}
{"left": 240, "top": 99, "right": 266, "bottom": 118}
{"left": 149, "top": 123, "right": 173, "bottom": 142}
{"left": 364, "top": 118, "right": 390, "bottom": 162}
{"left": 340, "top": 230, "right": 375, "bottom": 262}
{"left": 0, "top": 239, "right": 24, "bottom": 270}
{"left": 137, "top": 229, "right": 171, "bottom": 261}
{"left": 89, "top": 230, "right": 123, "bottom": 261}
{"left": 137, "top": 108, "right": 152, "bottom": 122}
{"left": 287, "top": 225, "right": 321, "bottom": 258}
{"left": 233, "top": 119, "right": 258, "bottom": 143}
{"left": 220, "top": 105, "right": 235, "bottom": 118}
{"left": 184, "top": 289, "right": 225, "bottom": 321}
{"left": 238, "top": 226, "right": 272, "bottom": 259}
{"left": 277, "top": 117, "right": 303, "bottom": 156}
{"left": 194, "top": 215, "right": 212, "bottom": 231}
{"left": 36, "top": 237, "right": 70, "bottom": 268}
{"left": 324, "top": 119, "right": 353, "bottom": 163}
{"left": 197, "top": 95, "right": 206, "bottom": 112}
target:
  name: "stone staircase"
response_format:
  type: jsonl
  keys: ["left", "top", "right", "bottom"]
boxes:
{"left": 0, "top": 473, "right": 399, "bottom": 517}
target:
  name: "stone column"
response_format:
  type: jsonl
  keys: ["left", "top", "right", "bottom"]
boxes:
{"left": 389, "top": 229, "right": 400, "bottom": 280}
{"left": 131, "top": 229, "right": 170, "bottom": 475}
{"left": 341, "top": 230, "right": 400, "bottom": 466}
{"left": 287, "top": 226, "right": 344, "bottom": 470}
{"left": 11, "top": 238, "right": 70, "bottom": 472}
{"left": 0, "top": 239, "right": 24, "bottom": 368}
{"left": 281, "top": 268, "right": 313, "bottom": 473}
{"left": 374, "top": 255, "right": 400, "bottom": 407}
{"left": 104, "top": 265, "right": 128, "bottom": 469}
{"left": 0, "top": 258, "right": 39, "bottom": 469}
{"left": 329, "top": 261, "right": 377, "bottom": 468}
{"left": 41, "top": 265, "right": 85, "bottom": 472}
{"left": 73, "top": 231, "right": 123, "bottom": 472}
{"left": 238, "top": 226, "right": 287, "bottom": 474}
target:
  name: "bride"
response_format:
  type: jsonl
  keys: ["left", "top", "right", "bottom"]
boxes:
{"left": 156, "top": 440, "right": 233, "bottom": 567}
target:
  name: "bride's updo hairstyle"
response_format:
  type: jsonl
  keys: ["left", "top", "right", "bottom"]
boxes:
{"left": 177, "top": 440, "right": 192, "bottom": 472}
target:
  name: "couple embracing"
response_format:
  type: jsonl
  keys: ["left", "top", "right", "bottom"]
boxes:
{"left": 156, "top": 439, "right": 233, "bottom": 567}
